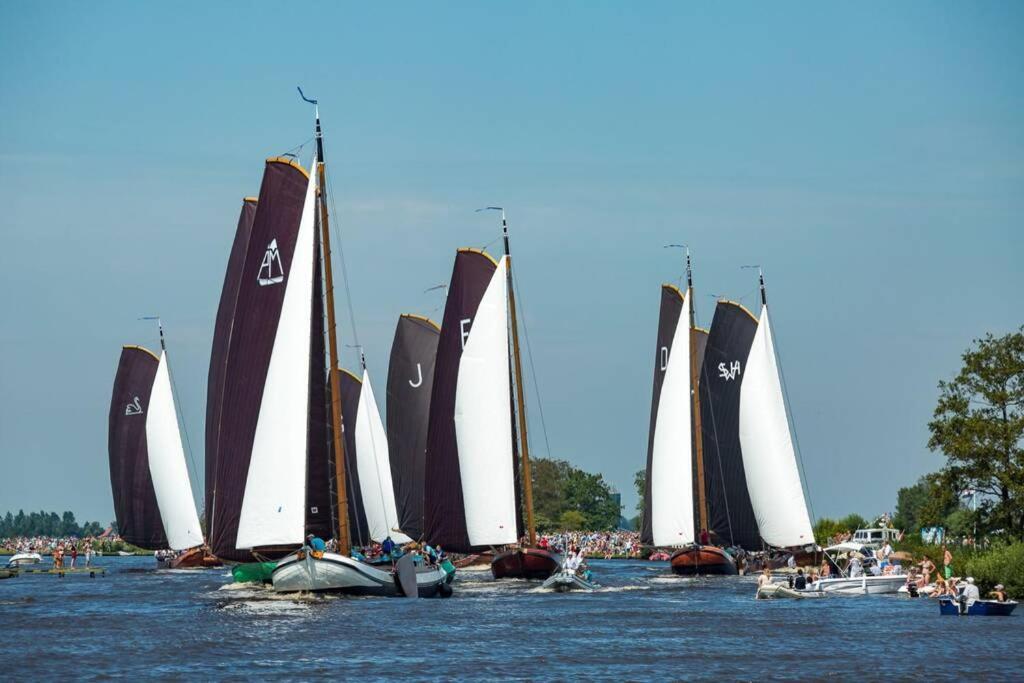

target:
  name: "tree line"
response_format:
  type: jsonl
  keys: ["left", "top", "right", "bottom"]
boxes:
{"left": 0, "top": 510, "right": 107, "bottom": 538}
{"left": 530, "top": 457, "right": 622, "bottom": 531}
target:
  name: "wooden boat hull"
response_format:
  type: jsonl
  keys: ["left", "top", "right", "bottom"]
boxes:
{"left": 169, "top": 547, "right": 223, "bottom": 569}
{"left": 670, "top": 546, "right": 737, "bottom": 576}
{"left": 452, "top": 551, "right": 495, "bottom": 570}
{"left": 272, "top": 551, "right": 454, "bottom": 597}
{"left": 939, "top": 597, "right": 1018, "bottom": 616}
{"left": 491, "top": 548, "right": 561, "bottom": 580}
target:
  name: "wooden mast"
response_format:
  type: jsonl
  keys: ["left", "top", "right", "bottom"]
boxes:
{"left": 312, "top": 101, "right": 351, "bottom": 556}
{"left": 687, "top": 248, "right": 709, "bottom": 539}
{"left": 501, "top": 210, "right": 537, "bottom": 547}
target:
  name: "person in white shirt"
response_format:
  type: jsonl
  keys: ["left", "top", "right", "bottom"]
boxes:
{"left": 961, "top": 577, "right": 980, "bottom": 604}
{"left": 849, "top": 555, "right": 864, "bottom": 578}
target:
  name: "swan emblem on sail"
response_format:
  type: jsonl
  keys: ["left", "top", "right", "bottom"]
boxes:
{"left": 257, "top": 238, "right": 285, "bottom": 286}
{"left": 125, "top": 396, "right": 143, "bottom": 416}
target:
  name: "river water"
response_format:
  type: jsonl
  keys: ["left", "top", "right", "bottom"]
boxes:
{"left": 1, "top": 557, "right": 1019, "bottom": 679}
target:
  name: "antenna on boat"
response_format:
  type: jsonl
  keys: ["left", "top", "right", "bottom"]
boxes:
{"left": 297, "top": 86, "right": 322, "bottom": 159}
{"left": 662, "top": 244, "right": 690, "bottom": 287}
{"left": 742, "top": 265, "right": 766, "bottom": 305}
{"left": 139, "top": 315, "right": 165, "bottom": 351}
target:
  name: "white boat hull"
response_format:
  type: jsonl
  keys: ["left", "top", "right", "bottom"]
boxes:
{"left": 6, "top": 552, "right": 43, "bottom": 567}
{"left": 271, "top": 551, "right": 453, "bottom": 597}
{"left": 541, "top": 570, "right": 597, "bottom": 592}
{"left": 756, "top": 584, "right": 826, "bottom": 599}
{"left": 814, "top": 574, "right": 906, "bottom": 595}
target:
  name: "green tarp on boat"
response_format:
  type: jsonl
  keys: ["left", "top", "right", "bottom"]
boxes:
{"left": 232, "top": 562, "right": 276, "bottom": 584}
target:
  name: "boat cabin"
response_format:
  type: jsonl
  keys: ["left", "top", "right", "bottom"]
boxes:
{"left": 851, "top": 528, "right": 899, "bottom": 548}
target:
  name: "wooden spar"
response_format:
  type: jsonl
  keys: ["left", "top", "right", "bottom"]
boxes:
{"left": 687, "top": 250, "right": 709, "bottom": 537}
{"left": 314, "top": 109, "right": 351, "bottom": 556}
{"left": 502, "top": 212, "right": 537, "bottom": 547}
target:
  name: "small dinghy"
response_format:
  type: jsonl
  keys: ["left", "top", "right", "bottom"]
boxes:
{"left": 6, "top": 552, "right": 43, "bottom": 567}
{"left": 0, "top": 568, "right": 19, "bottom": 579}
{"left": 117, "top": 551, "right": 134, "bottom": 557}
{"left": 756, "top": 584, "right": 826, "bottom": 600}
{"left": 939, "top": 597, "right": 1017, "bottom": 616}
{"left": 541, "top": 568, "right": 597, "bottom": 593}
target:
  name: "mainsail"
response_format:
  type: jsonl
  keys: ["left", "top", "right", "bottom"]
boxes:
{"left": 641, "top": 285, "right": 695, "bottom": 547}
{"left": 236, "top": 156, "right": 318, "bottom": 550}
{"left": 424, "top": 249, "right": 522, "bottom": 552}
{"left": 739, "top": 304, "right": 814, "bottom": 547}
{"left": 207, "top": 157, "right": 315, "bottom": 561}
{"left": 205, "top": 197, "right": 257, "bottom": 531}
{"left": 700, "top": 301, "right": 760, "bottom": 550}
{"left": 108, "top": 346, "right": 203, "bottom": 551}
{"left": 385, "top": 314, "right": 440, "bottom": 541}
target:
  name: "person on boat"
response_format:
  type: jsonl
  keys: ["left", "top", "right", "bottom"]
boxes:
{"left": 786, "top": 554, "right": 796, "bottom": 570}
{"left": 699, "top": 528, "right": 710, "bottom": 546}
{"left": 942, "top": 545, "right": 953, "bottom": 580}
{"left": 961, "top": 577, "right": 980, "bottom": 601}
{"left": 757, "top": 568, "right": 773, "bottom": 589}
{"left": 381, "top": 536, "right": 395, "bottom": 559}
{"left": 70, "top": 545, "right": 78, "bottom": 569}
{"left": 84, "top": 545, "right": 93, "bottom": 568}
{"left": 820, "top": 559, "right": 831, "bottom": 578}
{"left": 989, "top": 584, "right": 1007, "bottom": 602}
{"left": 794, "top": 569, "right": 807, "bottom": 590}
{"left": 920, "top": 555, "right": 935, "bottom": 584}
{"left": 305, "top": 534, "right": 326, "bottom": 554}
{"left": 848, "top": 553, "right": 864, "bottom": 578}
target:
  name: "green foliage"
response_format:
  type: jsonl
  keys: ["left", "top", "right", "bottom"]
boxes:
{"left": 558, "top": 510, "right": 587, "bottom": 530}
{"left": 894, "top": 474, "right": 956, "bottom": 533}
{"left": 928, "top": 327, "right": 1024, "bottom": 539}
{"left": 530, "top": 458, "right": 622, "bottom": 531}
{"left": 838, "top": 513, "right": 868, "bottom": 532}
{"left": 0, "top": 510, "right": 106, "bottom": 538}
{"left": 964, "top": 542, "right": 1024, "bottom": 599}
{"left": 813, "top": 517, "right": 844, "bottom": 545}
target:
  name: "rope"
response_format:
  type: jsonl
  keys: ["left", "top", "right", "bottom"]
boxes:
{"left": 510, "top": 267, "right": 553, "bottom": 460}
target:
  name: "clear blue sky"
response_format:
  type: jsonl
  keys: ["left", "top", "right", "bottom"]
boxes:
{"left": 1, "top": 2, "right": 1021, "bottom": 526}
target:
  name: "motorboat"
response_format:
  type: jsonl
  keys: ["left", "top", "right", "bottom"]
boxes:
{"left": 756, "top": 584, "right": 826, "bottom": 600}
{"left": 272, "top": 550, "right": 454, "bottom": 597}
{"left": 542, "top": 568, "right": 597, "bottom": 593}
{"left": 939, "top": 597, "right": 1017, "bottom": 616}
{"left": 6, "top": 552, "right": 43, "bottom": 567}
{"left": 811, "top": 542, "right": 906, "bottom": 595}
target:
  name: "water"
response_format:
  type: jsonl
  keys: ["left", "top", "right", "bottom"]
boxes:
{"left": 2, "top": 557, "right": 1020, "bottom": 679}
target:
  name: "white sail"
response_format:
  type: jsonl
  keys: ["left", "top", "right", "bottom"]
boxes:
{"left": 145, "top": 352, "right": 203, "bottom": 550}
{"left": 236, "top": 161, "right": 317, "bottom": 549}
{"left": 454, "top": 255, "right": 518, "bottom": 546}
{"left": 355, "top": 369, "right": 412, "bottom": 544}
{"left": 739, "top": 306, "right": 814, "bottom": 548}
{"left": 651, "top": 289, "right": 695, "bottom": 547}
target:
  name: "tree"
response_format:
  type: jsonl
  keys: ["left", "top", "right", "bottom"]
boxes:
{"left": 928, "top": 327, "right": 1024, "bottom": 539}
{"left": 894, "top": 474, "right": 957, "bottom": 533}
{"left": 838, "top": 513, "right": 868, "bottom": 532}
{"left": 529, "top": 458, "right": 621, "bottom": 531}
{"left": 558, "top": 510, "right": 587, "bottom": 530}
{"left": 563, "top": 470, "right": 620, "bottom": 531}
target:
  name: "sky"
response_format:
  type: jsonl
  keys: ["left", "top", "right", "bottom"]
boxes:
{"left": 1, "top": 2, "right": 1021, "bottom": 527}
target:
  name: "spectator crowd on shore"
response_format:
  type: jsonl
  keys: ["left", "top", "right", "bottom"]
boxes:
{"left": 537, "top": 531, "right": 643, "bottom": 559}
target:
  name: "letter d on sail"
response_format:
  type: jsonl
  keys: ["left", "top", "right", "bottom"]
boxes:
{"left": 257, "top": 238, "right": 285, "bottom": 286}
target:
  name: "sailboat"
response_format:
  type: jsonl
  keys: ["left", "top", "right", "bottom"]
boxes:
{"left": 204, "top": 97, "right": 452, "bottom": 596}
{"left": 738, "top": 271, "right": 815, "bottom": 554}
{"left": 423, "top": 211, "right": 560, "bottom": 581}
{"left": 641, "top": 251, "right": 738, "bottom": 575}
{"left": 108, "top": 324, "right": 217, "bottom": 568}
{"left": 385, "top": 314, "right": 441, "bottom": 541}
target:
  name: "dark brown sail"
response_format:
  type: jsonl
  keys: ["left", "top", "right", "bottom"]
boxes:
{"left": 305, "top": 235, "right": 334, "bottom": 541}
{"left": 385, "top": 314, "right": 440, "bottom": 541}
{"left": 423, "top": 249, "right": 497, "bottom": 553}
{"left": 108, "top": 346, "right": 167, "bottom": 550}
{"left": 208, "top": 158, "right": 309, "bottom": 563}
{"left": 339, "top": 369, "right": 370, "bottom": 546}
{"left": 641, "top": 285, "right": 686, "bottom": 546}
{"left": 700, "top": 300, "right": 760, "bottom": 551}
{"left": 205, "top": 197, "right": 257, "bottom": 532}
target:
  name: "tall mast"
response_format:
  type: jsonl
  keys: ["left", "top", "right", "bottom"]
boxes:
{"left": 686, "top": 249, "right": 709, "bottom": 538}
{"left": 303, "top": 88, "right": 351, "bottom": 555}
{"left": 490, "top": 207, "right": 537, "bottom": 547}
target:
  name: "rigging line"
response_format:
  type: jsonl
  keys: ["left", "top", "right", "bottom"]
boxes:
{"left": 352, "top": 350, "right": 397, "bottom": 540}
{"left": 165, "top": 354, "right": 203, "bottom": 513}
{"left": 323, "top": 161, "right": 362, "bottom": 357}
{"left": 510, "top": 267, "right": 553, "bottom": 461}
{"left": 773, "top": 322, "right": 817, "bottom": 526}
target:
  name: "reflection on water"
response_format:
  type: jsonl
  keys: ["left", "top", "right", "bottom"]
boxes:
{"left": 0, "top": 556, "right": 1019, "bottom": 678}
